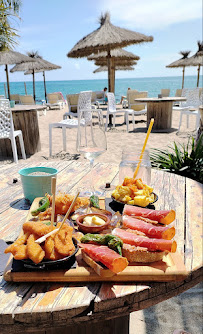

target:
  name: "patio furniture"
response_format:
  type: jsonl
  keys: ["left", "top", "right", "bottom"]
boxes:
{"left": 47, "top": 93, "right": 64, "bottom": 110}
{"left": 173, "top": 88, "right": 201, "bottom": 131}
{"left": 95, "top": 90, "right": 106, "bottom": 104}
{"left": 0, "top": 99, "right": 26, "bottom": 163}
{"left": 161, "top": 89, "right": 170, "bottom": 97}
{"left": 126, "top": 91, "right": 147, "bottom": 131}
{"left": 106, "top": 92, "right": 132, "bottom": 131}
{"left": 10, "top": 94, "right": 20, "bottom": 104}
{"left": 135, "top": 96, "right": 187, "bottom": 131}
{"left": 49, "top": 91, "right": 93, "bottom": 156}
{"left": 63, "top": 91, "right": 95, "bottom": 120}
{"left": 0, "top": 162, "right": 202, "bottom": 334}
{"left": 19, "top": 95, "right": 35, "bottom": 105}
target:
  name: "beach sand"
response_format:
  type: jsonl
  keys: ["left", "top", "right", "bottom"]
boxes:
{"left": 0, "top": 105, "right": 202, "bottom": 334}
{"left": 0, "top": 104, "right": 197, "bottom": 165}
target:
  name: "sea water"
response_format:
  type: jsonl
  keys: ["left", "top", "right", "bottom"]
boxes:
{"left": 0, "top": 75, "right": 202, "bottom": 102}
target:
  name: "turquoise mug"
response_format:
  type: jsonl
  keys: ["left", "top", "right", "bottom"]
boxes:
{"left": 18, "top": 166, "right": 58, "bottom": 202}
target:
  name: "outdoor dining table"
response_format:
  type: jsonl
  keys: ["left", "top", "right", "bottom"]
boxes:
{"left": 134, "top": 97, "right": 187, "bottom": 131}
{"left": 0, "top": 104, "right": 46, "bottom": 158}
{"left": 0, "top": 161, "right": 202, "bottom": 334}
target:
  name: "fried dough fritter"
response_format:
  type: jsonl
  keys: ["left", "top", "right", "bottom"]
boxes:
{"left": 54, "top": 223, "right": 75, "bottom": 256}
{"left": 27, "top": 234, "right": 45, "bottom": 264}
{"left": 4, "top": 232, "right": 29, "bottom": 254}
{"left": 23, "top": 221, "right": 52, "bottom": 237}
{"left": 12, "top": 244, "right": 28, "bottom": 260}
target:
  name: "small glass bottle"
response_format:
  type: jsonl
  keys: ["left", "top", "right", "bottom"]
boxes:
{"left": 119, "top": 149, "right": 151, "bottom": 185}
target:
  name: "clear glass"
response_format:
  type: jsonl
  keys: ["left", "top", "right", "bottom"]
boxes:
{"left": 76, "top": 108, "right": 107, "bottom": 195}
{"left": 119, "top": 149, "right": 151, "bottom": 185}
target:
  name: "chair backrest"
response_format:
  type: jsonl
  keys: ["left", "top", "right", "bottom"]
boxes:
{"left": 0, "top": 95, "right": 5, "bottom": 99}
{"left": 77, "top": 91, "right": 92, "bottom": 113}
{"left": 161, "top": 89, "right": 170, "bottom": 97}
{"left": 107, "top": 92, "right": 116, "bottom": 112}
{"left": 0, "top": 99, "right": 14, "bottom": 139}
{"left": 19, "top": 95, "right": 35, "bottom": 105}
{"left": 10, "top": 94, "right": 20, "bottom": 104}
{"left": 181, "top": 88, "right": 200, "bottom": 108}
{"left": 91, "top": 92, "right": 97, "bottom": 103}
{"left": 66, "top": 94, "right": 79, "bottom": 112}
{"left": 95, "top": 91, "right": 105, "bottom": 100}
{"left": 47, "top": 93, "right": 59, "bottom": 104}
{"left": 128, "top": 91, "right": 148, "bottom": 111}
{"left": 175, "top": 89, "right": 182, "bottom": 97}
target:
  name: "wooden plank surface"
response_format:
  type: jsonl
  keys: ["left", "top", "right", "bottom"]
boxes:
{"left": 0, "top": 162, "right": 202, "bottom": 333}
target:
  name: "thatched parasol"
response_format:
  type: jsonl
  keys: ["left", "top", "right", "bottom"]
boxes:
{"left": 88, "top": 48, "right": 140, "bottom": 61}
{"left": 184, "top": 41, "right": 203, "bottom": 87}
{"left": 93, "top": 65, "right": 134, "bottom": 73}
{"left": 10, "top": 58, "right": 61, "bottom": 101}
{"left": 67, "top": 12, "right": 153, "bottom": 92}
{"left": 166, "top": 51, "right": 191, "bottom": 88}
{"left": 0, "top": 50, "right": 35, "bottom": 100}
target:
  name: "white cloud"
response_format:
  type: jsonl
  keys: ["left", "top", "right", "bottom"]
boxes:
{"left": 98, "top": 0, "right": 202, "bottom": 30}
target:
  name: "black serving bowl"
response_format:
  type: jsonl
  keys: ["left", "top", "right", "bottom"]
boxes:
{"left": 111, "top": 192, "right": 158, "bottom": 208}
{"left": 21, "top": 238, "right": 79, "bottom": 270}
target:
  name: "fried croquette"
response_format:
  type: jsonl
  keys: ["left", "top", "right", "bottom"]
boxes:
{"left": 23, "top": 221, "right": 52, "bottom": 237}
{"left": 12, "top": 244, "right": 28, "bottom": 260}
{"left": 48, "top": 193, "right": 90, "bottom": 215}
{"left": 27, "top": 234, "right": 45, "bottom": 264}
{"left": 54, "top": 222, "right": 75, "bottom": 256}
{"left": 4, "top": 232, "right": 29, "bottom": 254}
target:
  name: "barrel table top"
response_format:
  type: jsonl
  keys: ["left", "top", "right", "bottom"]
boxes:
{"left": 0, "top": 161, "right": 202, "bottom": 333}
{"left": 135, "top": 97, "right": 187, "bottom": 103}
{"left": 11, "top": 104, "right": 47, "bottom": 112}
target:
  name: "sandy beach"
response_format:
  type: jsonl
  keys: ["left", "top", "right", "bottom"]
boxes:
{"left": 0, "top": 103, "right": 197, "bottom": 165}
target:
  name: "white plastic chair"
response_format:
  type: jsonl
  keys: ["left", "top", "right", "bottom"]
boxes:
{"left": 106, "top": 92, "right": 132, "bottom": 131}
{"left": 49, "top": 91, "right": 93, "bottom": 156}
{"left": 173, "top": 88, "right": 201, "bottom": 131}
{"left": 0, "top": 99, "right": 26, "bottom": 163}
{"left": 63, "top": 91, "right": 96, "bottom": 120}
{"left": 125, "top": 91, "right": 147, "bottom": 132}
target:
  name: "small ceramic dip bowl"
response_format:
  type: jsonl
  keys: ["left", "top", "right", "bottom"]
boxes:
{"left": 76, "top": 213, "right": 110, "bottom": 233}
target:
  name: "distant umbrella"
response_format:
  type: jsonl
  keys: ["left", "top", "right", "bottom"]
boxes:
{"left": 0, "top": 50, "right": 35, "bottom": 100}
{"left": 166, "top": 51, "right": 191, "bottom": 89}
{"left": 67, "top": 12, "right": 153, "bottom": 93}
{"left": 10, "top": 57, "right": 61, "bottom": 101}
{"left": 184, "top": 41, "right": 203, "bottom": 87}
{"left": 93, "top": 65, "right": 135, "bottom": 73}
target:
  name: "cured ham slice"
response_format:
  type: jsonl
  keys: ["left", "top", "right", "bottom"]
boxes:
{"left": 112, "top": 228, "right": 177, "bottom": 253}
{"left": 79, "top": 243, "right": 128, "bottom": 273}
{"left": 122, "top": 216, "right": 175, "bottom": 240}
{"left": 123, "top": 205, "right": 175, "bottom": 225}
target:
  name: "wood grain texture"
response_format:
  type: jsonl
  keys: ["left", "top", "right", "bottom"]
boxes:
{"left": 0, "top": 162, "right": 202, "bottom": 334}
{"left": 147, "top": 101, "right": 173, "bottom": 130}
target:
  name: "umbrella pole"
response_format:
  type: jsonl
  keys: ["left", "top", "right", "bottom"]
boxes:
{"left": 182, "top": 67, "right": 185, "bottom": 89}
{"left": 4, "top": 83, "right": 7, "bottom": 99}
{"left": 111, "top": 58, "right": 115, "bottom": 93}
{"left": 107, "top": 50, "right": 112, "bottom": 92}
{"left": 197, "top": 65, "right": 200, "bottom": 87}
{"left": 43, "top": 71, "right": 47, "bottom": 103}
{"left": 32, "top": 70, "right": 36, "bottom": 101}
{"left": 24, "top": 82, "right": 27, "bottom": 95}
{"left": 5, "top": 64, "right": 11, "bottom": 100}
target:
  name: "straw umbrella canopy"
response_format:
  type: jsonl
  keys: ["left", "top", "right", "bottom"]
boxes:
{"left": 88, "top": 48, "right": 140, "bottom": 61}
{"left": 166, "top": 51, "right": 191, "bottom": 89}
{"left": 0, "top": 50, "right": 35, "bottom": 100}
{"left": 67, "top": 12, "right": 153, "bottom": 93}
{"left": 184, "top": 41, "right": 203, "bottom": 87}
{"left": 10, "top": 57, "right": 61, "bottom": 101}
{"left": 93, "top": 65, "right": 134, "bottom": 73}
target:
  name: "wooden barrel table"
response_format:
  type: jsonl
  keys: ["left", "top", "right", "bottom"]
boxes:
{"left": 0, "top": 162, "right": 202, "bottom": 334}
{"left": 135, "top": 97, "right": 186, "bottom": 130}
{"left": 0, "top": 105, "right": 46, "bottom": 157}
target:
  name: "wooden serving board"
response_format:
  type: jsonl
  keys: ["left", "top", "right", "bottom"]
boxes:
{"left": 3, "top": 198, "right": 188, "bottom": 283}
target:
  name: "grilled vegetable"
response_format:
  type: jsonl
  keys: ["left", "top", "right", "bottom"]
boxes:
{"left": 31, "top": 196, "right": 50, "bottom": 216}
{"left": 80, "top": 233, "right": 123, "bottom": 255}
{"left": 90, "top": 195, "right": 100, "bottom": 209}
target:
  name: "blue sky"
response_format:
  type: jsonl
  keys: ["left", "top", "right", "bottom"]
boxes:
{"left": 3, "top": 0, "right": 203, "bottom": 82}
